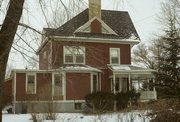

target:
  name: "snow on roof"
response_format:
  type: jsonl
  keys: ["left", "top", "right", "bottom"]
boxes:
{"left": 58, "top": 65, "right": 101, "bottom": 72}
{"left": 109, "top": 65, "right": 152, "bottom": 71}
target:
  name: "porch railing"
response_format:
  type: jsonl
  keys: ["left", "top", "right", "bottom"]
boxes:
{"left": 139, "top": 91, "right": 157, "bottom": 100}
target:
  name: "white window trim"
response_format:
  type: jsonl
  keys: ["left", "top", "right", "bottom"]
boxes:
{"left": 52, "top": 72, "right": 66, "bottom": 99}
{"left": 109, "top": 48, "right": 120, "bottom": 65}
{"left": 26, "top": 73, "right": 37, "bottom": 94}
{"left": 91, "top": 73, "right": 99, "bottom": 93}
{"left": 63, "top": 46, "right": 86, "bottom": 64}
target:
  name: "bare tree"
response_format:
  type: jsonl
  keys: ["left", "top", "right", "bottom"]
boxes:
{"left": 132, "top": 38, "right": 165, "bottom": 69}
{"left": 132, "top": 0, "right": 180, "bottom": 70}
{"left": 0, "top": 0, "right": 25, "bottom": 121}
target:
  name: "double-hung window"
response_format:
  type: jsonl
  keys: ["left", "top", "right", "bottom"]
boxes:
{"left": 92, "top": 74, "right": 99, "bottom": 92}
{"left": 26, "top": 74, "right": 36, "bottom": 94}
{"left": 110, "top": 48, "right": 120, "bottom": 64}
{"left": 64, "top": 46, "right": 85, "bottom": 64}
{"left": 54, "top": 74, "right": 63, "bottom": 96}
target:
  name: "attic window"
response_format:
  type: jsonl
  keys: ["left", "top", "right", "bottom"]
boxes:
{"left": 64, "top": 46, "right": 85, "bottom": 64}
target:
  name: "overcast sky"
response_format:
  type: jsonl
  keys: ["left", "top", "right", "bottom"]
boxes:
{"left": 2, "top": 0, "right": 165, "bottom": 69}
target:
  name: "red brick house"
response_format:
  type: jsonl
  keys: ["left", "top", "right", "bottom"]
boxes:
{"left": 5, "top": 0, "right": 157, "bottom": 113}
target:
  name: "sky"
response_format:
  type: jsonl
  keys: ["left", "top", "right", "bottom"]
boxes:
{"left": 0, "top": 0, "right": 165, "bottom": 69}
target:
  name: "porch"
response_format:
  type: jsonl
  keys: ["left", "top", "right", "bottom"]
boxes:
{"left": 108, "top": 65, "right": 157, "bottom": 101}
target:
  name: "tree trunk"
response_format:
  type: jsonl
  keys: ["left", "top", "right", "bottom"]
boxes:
{"left": 0, "top": 0, "right": 25, "bottom": 121}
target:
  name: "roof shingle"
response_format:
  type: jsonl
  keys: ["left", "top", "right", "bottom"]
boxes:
{"left": 44, "top": 9, "right": 140, "bottom": 40}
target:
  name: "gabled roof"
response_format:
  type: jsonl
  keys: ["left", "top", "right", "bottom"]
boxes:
{"left": 44, "top": 9, "right": 140, "bottom": 40}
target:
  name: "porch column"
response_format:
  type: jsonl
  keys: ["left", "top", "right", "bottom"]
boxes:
{"left": 113, "top": 74, "right": 116, "bottom": 94}
{"left": 153, "top": 78, "right": 156, "bottom": 91}
{"left": 128, "top": 74, "right": 131, "bottom": 91}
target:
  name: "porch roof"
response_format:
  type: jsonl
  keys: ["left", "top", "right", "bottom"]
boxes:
{"left": 108, "top": 65, "right": 155, "bottom": 75}
{"left": 58, "top": 64, "right": 102, "bottom": 72}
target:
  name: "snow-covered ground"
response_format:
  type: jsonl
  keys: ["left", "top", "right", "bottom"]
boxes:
{"left": 3, "top": 111, "right": 152, "bottom": 122}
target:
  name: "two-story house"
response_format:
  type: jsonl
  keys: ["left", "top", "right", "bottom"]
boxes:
{"left": 4, "top": 0, "right": 157, "bottom": 113}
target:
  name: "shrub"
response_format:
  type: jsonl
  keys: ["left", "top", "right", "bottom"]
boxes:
{"left": 116, "top": 90, "right": 140, "bottom": 110}
{"left": 149, "top": 99, "right": 180, "bottom": 122}
{"left": 85, "top": 92, "right": 115, "bottom": 113}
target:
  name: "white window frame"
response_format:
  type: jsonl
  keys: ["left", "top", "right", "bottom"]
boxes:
{"left": 26, "top": 73, "right": 37, "bottom": 94}
{"left": 52, "top": 72, "right": 65, "bottom": 98}
{"left": 63, "top": 46, "right": 85, "bottom": 64}
{"left": 110, "top": 48, "right": 120, "bottom": 65}
{"left": 91, "top": 73, "right": 99, "bottom": 93}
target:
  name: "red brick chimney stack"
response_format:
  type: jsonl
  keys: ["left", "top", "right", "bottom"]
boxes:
{"left": 89, "top": 0, "right": 102, "bottom": 33}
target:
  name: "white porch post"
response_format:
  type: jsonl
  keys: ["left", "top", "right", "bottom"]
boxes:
{"left": 128, "top": 74, "right": 131, "bottom": 91}
{"left": 153, "top": 78, "right": 156, "bottom": 91}
{"left": 113, "top": 73, "right": 117, "bottom": 111}
{"left": 113, "top": 74, "right": 116, "bottom": 94}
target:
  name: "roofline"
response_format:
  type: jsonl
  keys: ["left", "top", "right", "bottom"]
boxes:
{"left": 37, "top": 36, "right": 140, "bottom": 54}
{"left": 113, "top": 69, "right": 155, "bottom": 74}
{"left": 51, "top": 36, "right": 140, "bottom": 45}
{"left": 12, "top": 68, "right": 101, "bottom": 73}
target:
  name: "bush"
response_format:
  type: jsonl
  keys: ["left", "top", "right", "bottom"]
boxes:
{"left": 149, "top": 99, "right": 180, "bottom": 122}
{"left": 116, "top": 90, "right": 140, "bottom": 110}
{"left": 85, "top": 92, "right": 115, "bottom": 113}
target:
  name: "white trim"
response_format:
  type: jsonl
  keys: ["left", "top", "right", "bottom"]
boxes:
{"left": 113, "top": 70, "right": 154, "bottom": 74}
{"left": 128, "top": 74, "right": 131, "bottom": 91}
{"left": 113, "top": 74, "right": 116, "bottom": 94}
{"left": 51, "top": 36, "right": 140, "bottom": 46}
{"left": 15, "top": 100, "right": 85, "bottom": 104}
{"left": 110, "top": 48, "right": 120, "bottom": 65}
{"left": 91, "top": 72, "right": 99, "bottom": 93}
{"left": 64, "top": 73, "right": 66, "bottom": 100}
{"left": 74, "top": 17, "right": 118, "bottom": 36}
{"left": 26, "top": 73, "right": 37, "bottom": 94}
{"left": 52, "top": 72, "right": 65, "bottom": 99}
{"left": 12, "top": 69, "right": 101, "bottom": 74}
{"left": 48, "top": 41, "right": 53, "bottom": 69}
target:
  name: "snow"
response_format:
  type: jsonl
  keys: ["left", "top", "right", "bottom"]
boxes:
{"left": 59, "top": 65, "right": 101, "bottom": 72}
{"left": 111, "top": 65, "right": 131, "bottom": 70}
{"left": 3, "top": 111, "right": 152, "bottom": 122}
{"left": 129, "top": 33, "right": 138, "bottom": 40}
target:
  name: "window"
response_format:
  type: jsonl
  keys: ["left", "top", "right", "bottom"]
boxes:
{"left": 26, "top": 74, "right": 36, "bottom": 94}
{"left": 110, "top": 48, "right": 120, "bottom": 64}
{"left": 54, "top": 74, "right": 63, "bottom": 96}
{"left": 92, "top": 74, "right": 99, "bottom": 92}
{"left": 64, "top": 46, "right": 85, "bottom": 64}
{"left": 112, "top": 77, "right": 128, "bottom": 93}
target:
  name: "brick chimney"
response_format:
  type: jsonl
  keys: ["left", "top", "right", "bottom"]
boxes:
{"left": 89, "top": 0, "right": 101, "bottom": 19}
{"left": 89, "top": 0, "right": 102, "bottom": 33}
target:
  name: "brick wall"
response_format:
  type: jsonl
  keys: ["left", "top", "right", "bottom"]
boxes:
{"left": 51, "top": 40, "right": 131, "bottom": 68}
{"left": 66, "top": 73, "right": 91, "bottom": 100}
